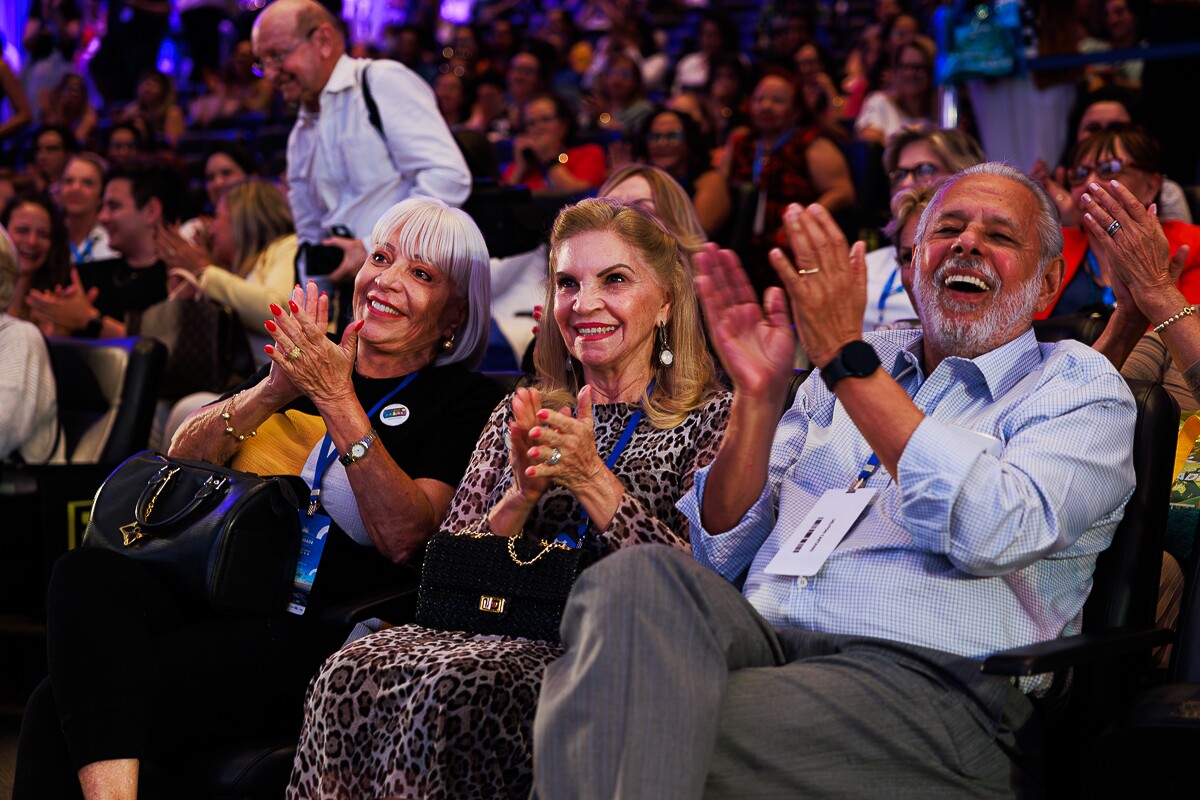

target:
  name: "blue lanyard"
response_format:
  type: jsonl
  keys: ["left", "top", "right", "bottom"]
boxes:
{"left": 556, "top": 384, "right": 652, "bottom": 546}
{"left": 876, "top": 267, "right": 905, "bottom": 325}
{"left": 70, "top": 236, "right": 95, "bottom": 263}
{"left": 1084, "top": 250, "right": 1116, "bottom": 307}
{"left": 849, "top": 453, "right": 880, "bottom": 492}
{"left": 308, "top": 371, "right": 417, "bottom": 515}
{"left": 752, "top": 127, "right": 795, "bottom": 186}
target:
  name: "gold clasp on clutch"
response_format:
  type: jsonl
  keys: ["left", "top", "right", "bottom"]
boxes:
{"left": 479, "top": 596, "right": 507, "bottom": 614}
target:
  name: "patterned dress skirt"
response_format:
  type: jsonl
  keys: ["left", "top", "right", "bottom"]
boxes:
{"left": 287, "top": 624, "right": 563, "bottom": 799}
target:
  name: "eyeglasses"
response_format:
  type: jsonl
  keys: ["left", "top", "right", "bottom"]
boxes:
{"left": 253, "top": 26, "right": 317, "bottom": 77}
{"left": 1066, "top": 158, "right": 1147, "bottom": 187}
{"left": 647, "top": 131, "right": 685, "bottom": 143}
{"left": 888, "top": 162, "right": 942, "bottom": 185}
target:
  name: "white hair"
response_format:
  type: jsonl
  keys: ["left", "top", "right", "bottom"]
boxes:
{"left": 369, "top": 197, "right": 492, "bottom": 369}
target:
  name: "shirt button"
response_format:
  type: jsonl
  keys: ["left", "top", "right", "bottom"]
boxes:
{"left": 797, "top": 576, "right": 809, "bottom": 589}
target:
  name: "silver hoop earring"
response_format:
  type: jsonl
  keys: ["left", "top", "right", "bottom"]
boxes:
{"left": 657, "top": 322, "right": 673, "bottom": 367}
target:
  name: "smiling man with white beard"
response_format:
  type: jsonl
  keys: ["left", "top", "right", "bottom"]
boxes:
{"left": 530, "top": 163, "right": 1139, "bottom": 799}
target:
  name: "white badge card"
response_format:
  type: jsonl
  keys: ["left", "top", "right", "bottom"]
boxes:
{"left": 764, "top": 488, "right": 876, "bottom": 577}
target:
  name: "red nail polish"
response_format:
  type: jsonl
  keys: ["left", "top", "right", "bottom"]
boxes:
{"left": 320, "top": 291, "right": 327, "bottom": 297}
{"left": 264, "top": 345, "right": 274, "bottom": 355}
{"left": 289, "top": 300, "right": 299, "bottom": 313}
{"left": 537, "top": 410, "right": 549, "bottom": 420}
{"left": 532, "top": 326, "right": 539, "bottom": 334}
{"left": 531, "top": 427, "right": 541, "bottom": 438}
{"left": 526, "top": 467, "right": 537, "bottom": 477}
{"left": 530, "top": 447, "right": 540, "bottom": 457}
{"left": 264, "top": 319, "right": 277, "bottom": 332}
{"left": 270, "top": 303, "right": 283, "bottom": 315}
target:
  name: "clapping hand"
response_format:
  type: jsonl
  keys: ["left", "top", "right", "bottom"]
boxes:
{"left": 768, "top": 203, "right": 868, "bottom": 369}
{"left": 522, "top": 385, "right": 608, "bottom": 495}
{"left": 693, "top": 244, "right": 795, "bottom": 403}
{"left": 263, "top": 281, "right": 358, "bottom": 405}
{"left": 507, "top": 387, "right": 553, "bottom": 505}
{"left": 1079, "top": 180, "right": 1181, "bottom": 301}
{"left": 26, "top": 268, "right": 101, "bottom": 335}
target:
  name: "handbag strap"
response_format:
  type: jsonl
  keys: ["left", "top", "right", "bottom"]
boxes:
{"left": 133, "top": 463, "right": 229, "bottom": 530}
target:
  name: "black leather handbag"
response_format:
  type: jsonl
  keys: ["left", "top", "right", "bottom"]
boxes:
{"left": 82, "top": 451, "right": 306, "bottom": 615}
{"left": 415, "top": 529, "right": 587, "bottom": 643}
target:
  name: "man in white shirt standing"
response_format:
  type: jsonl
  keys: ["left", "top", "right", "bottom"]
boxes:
{"left": 251, "top": 0, "right": 471, "bottom": 292}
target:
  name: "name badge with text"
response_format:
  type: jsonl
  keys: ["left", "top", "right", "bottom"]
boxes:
{"left": 764, "top": 488, "right": 876, "bottom": 577}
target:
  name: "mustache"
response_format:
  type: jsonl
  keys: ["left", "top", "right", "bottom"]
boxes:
{"left": 932, "top": 256, "right": 1001, "bottom": 289}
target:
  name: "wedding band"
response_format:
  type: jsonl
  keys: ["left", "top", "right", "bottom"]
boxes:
{"left": 796, "top": 268, "right": 821, "bottom": 275}
{"left": 546, "top": 448, "right": 562, "bottom": 466}
{"left": 1106, "top": 219, "right": 1121, "bottom": 237}
{"left": 286, "top": 345, "right": 302, "bottom": 360}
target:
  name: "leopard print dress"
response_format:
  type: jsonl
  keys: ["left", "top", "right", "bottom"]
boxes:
{"left": 288, "top": 391, "right": 732, "bottom": 800}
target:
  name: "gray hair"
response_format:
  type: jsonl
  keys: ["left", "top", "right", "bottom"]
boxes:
{"left": 369, "top": 197, "right": 492, "bottom": 369}
{"left": 914, "top": 162, "right": 1062, "bottom": 274}
{"left": 0, "top": 224, "right": 14, "bottom": 309}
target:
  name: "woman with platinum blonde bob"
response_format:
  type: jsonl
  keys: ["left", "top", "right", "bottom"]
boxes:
{"left": 288, "top": 198, "right": 732, "bottom": 799}
{"left": 14, "top": 197, "right": 503, "bottom": 799}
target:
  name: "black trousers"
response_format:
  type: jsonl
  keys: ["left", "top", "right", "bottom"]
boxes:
{"left": 14, "top": 547, "right": 349, "bottom": 799}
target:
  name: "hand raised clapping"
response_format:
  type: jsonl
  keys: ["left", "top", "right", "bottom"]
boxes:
{"left": 520, "top": 384, "right": 609, "bottom": 495}
{"left": 263, "top": 281, "right": 360, "bottom": 405}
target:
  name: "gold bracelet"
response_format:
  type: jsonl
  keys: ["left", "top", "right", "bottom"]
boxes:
{"left": 1152, "top": 305, "right": 1198, "bottom": 333}
{"left": 220, "top": 395, "right": 257, "bottom": 442}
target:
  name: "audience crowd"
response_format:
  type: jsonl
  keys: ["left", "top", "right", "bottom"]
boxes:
{"left": 3, "top": 0, "right": 1200, "bottom": 797}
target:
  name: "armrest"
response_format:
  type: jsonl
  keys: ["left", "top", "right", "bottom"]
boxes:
{"left": 981, "top": 625, "right": 1175, "bottom": 677}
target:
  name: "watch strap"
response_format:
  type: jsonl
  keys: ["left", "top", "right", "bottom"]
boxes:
{"left": 338, "top": 428, "right": 379, "bottom": 466}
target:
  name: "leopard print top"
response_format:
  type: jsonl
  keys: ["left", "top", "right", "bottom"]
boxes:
{"left": 442, "top": 390, "right": 733, "bottom": 552}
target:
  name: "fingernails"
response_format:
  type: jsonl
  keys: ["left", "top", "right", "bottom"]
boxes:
{"left": 530, "top": 427, "right": 542, "bottom": 438}
{"left": 269, "top": 303, "right": 283, "bottom": 315}
{"left": 288, "top": 300, "right": 299, "bottom": 313}
{"left": 526, "top": 467, "right": 537, "bottom": 477}
{"left": 1081, "top": 193, "right": 1092, "bottom": 204}
{"left": 537, "top": 410, "right": 549, "bottom": 420}
{"left": 264, "top": 345, "right": 274, "bottom": 355}
{"left": 532, "top": 325, "right": 539, "bottom": 334}
{"left": 320, "top": 291, "right": 327, "bottom": 297}
{"left": 1090, "top": 182, "right": 1101, "bottom": 192}
{"left": 265, "top": 319, "right": 277, "bottom": 332}
{"left": 530, "top": 447, "right": 540, "bottom": 457}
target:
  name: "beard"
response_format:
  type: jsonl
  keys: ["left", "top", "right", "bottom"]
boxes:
{"left": 913, "top": 256, "right": 1043, "bottom": 360}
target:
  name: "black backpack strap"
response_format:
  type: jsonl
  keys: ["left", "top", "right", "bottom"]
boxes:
{"left": 360, "top": 63, "right": 384, "bottom": 141}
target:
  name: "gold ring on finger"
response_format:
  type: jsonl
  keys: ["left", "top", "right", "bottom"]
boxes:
{"left": 286, "top": 345, "right": 302, "bottom": 360}
{"left": 796, "top": 267, "right": 821, "bottom": 275}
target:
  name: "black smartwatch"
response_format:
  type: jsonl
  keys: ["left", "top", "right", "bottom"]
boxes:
{"left": 820, "top": 340, "right": 881, "bottom": 392}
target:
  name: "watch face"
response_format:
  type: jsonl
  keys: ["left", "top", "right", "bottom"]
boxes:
{"left": 350, "top": 443, "right": 367, "bottom": 459}
{"left": 844, "top": 341, "right": 880, "bottom": 376}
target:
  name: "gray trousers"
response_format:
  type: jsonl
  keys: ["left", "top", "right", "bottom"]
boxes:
{"left": 532, "top": 546, "right": 1043, "bottom": 800}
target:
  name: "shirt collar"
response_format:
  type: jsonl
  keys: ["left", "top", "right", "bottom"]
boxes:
{"left": 321, "top": 54, "right": 359, "bottom": 97}
{"left": 887, "top": 327, "right": 1042, "bottom": 402}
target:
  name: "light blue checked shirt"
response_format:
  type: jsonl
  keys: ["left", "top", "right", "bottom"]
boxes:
{"left": 682, "top": 328, "right": 1136, "bottom": 660}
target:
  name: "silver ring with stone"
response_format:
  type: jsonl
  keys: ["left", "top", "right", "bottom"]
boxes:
{"left": 546, "top": 448, "right": 562, "bottom": 466}
{"left": 1106, "top": 219, "right": 1121, "bottom": 237}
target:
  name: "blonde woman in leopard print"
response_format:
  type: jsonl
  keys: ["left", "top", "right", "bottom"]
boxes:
{"left": 288, "top": 198, "right": 732, "bottom": 799}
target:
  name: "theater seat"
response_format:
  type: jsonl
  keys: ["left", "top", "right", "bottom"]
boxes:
{"left": 47, "top": 336, "right": 166, "bottom": 465}
{"left": 982, "top": 378, "right": 1178, "bottom": 796}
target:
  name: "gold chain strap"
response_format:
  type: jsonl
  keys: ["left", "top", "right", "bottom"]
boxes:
{"left": 142, "top": 467, "right": 181, "bottom": 521}
{"left": 507, "top": 533, "right": 573, "bottom": 566}
{"left": 121, "top": 466, "right": 181, "bottom": 546}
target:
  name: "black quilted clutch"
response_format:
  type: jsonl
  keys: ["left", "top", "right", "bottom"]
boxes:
{"left": 415, "top": 529, "right": 585, "bottom": 643}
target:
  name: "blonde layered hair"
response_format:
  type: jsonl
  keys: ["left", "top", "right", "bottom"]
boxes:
{"left": 535, "top": 198, "right": 720, "bottom": 429}
{"left": 222, "top": 178, "right": 294, "bottom": 277}
{"left": 599, "top": 164, "right": 706, "bottom": 254}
